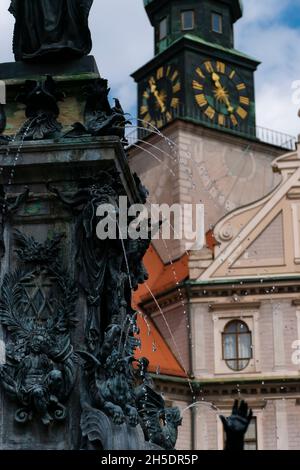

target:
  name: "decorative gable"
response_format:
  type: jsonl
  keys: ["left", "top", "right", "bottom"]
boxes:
{"left": 199, "top": 146, "right": 300, "bottom": 281}
{"left": 233, "top": 211, "right": 284, "bottom": 267}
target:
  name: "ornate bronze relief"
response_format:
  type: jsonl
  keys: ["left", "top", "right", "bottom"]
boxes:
{"left": 0, "top": 231, "right": 78, "bottom": 425}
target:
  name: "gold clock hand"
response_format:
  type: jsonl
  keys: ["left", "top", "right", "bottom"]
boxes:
{"left": 151, "top": 84, "right": 166, "bottom": 112}
{"left": 149, "top": 78, "right": 167, "bottom": 113}
{"left": 212, "top": 72, "right": 221, "bottom": 88}
{"left": 222, "top": 92, "right": 234, "bottom": 114}
{"left": 211, "top": 72, "right": 234, "bottom": 114}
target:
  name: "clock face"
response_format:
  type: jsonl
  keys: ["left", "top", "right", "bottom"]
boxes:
{"left": 140, "top": 64, "right": 181, "bottom": 129}
{"left": 192, "top": 60, "right": 250, "bottom": 128}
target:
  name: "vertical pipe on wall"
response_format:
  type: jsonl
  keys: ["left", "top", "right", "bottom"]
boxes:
{"left": 186, "top": 283, "right": 197, "bottom": 450}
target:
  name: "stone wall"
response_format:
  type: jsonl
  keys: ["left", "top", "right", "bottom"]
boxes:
{"left": 129, "top": 120, "right": 282, "bottom": 262}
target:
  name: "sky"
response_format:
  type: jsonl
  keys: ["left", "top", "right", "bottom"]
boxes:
{"left": 0, "top": 0, "right": 300, "bottom": 137}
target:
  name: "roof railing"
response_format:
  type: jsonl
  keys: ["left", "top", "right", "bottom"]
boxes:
{"left": 134, "top": 105, "right": 297, "bottom": 152}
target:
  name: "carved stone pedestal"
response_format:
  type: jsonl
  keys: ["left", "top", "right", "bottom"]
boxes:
{"left": 0, "top": 137, "right": 139, "bottom": 450}
{"left": 0, "top": 62, "right": 181, "bottom": 450}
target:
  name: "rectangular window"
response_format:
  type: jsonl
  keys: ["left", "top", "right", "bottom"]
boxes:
{"left": 224, "top": 417, "right": 258, "bottom": 450}
{"left": 181, "top": 10, "right": 195, "bottom": 31}
{"left": 159, "top": 17, "right": 168, "bottom": 40}
{"left": 244, "top": 418, "right": 258, "bottom": 450}
{"left": 212, "top": 12, "right": 223, "bottom": 33}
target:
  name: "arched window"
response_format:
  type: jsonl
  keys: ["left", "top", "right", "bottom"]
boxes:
{"left": 222, "top": 320, "right": 252, "bottom": 371}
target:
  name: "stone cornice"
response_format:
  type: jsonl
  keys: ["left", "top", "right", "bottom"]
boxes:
{"left": 140, "top": 279, "right": 300, "bottom": 314}
{"left": 188, "top": 279, "right": 300, "bottom": 299}
{"left": 152, "top": 374, "right": 300, "bottom": 402}
{"left": 208, "top": 302, "right": 261, "bottom": 312}
{"left": 0, "top": 137, "right": 143, "bottom": 206}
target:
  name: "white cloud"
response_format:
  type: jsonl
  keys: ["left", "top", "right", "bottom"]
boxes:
{"left": 238, "top": 0, "right": 291, "bottom": 25}
{"left": 0, "top": 0, "right": 299, "bottom": 137}
{"left": 236, "top": 0, "right": 300, "bottom": 136}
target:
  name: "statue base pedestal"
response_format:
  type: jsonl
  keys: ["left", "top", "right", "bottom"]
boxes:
{"left": 1, "top": 56, "right": 100, "bottom": 137}
{"left": 0, "top": 136, "right": 141, "bottom": 450}
{"left": 0, "top": 55, "right": 99, "bottom": 81}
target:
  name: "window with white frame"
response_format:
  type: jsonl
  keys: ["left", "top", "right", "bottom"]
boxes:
{"left": 223, "top": 417, "right": 258, "bottom": 450}
{"left": 244, "top": 417, "right": 258, "bottom": 450}
{"left": 222, "top": 320, "right": 252, "bottom": 371}
{"left": 212, "top": 309, "right": 260, "bottom": 375}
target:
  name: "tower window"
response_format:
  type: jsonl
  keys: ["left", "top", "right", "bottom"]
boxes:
{"left": 181, "top": 10, "right": 195, "bottom": 31}
{"left": 212, "top": 12, "right": 223, "bottom": 34}
{"left": 159, "top": 17, "right": 168, "bottom": 40}
{"left": 222, "top": 320, "right": 252, "bottom": 371}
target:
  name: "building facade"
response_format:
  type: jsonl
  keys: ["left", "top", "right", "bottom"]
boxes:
{"left": 131, "top": 0, "right": 300, "bottom": 449}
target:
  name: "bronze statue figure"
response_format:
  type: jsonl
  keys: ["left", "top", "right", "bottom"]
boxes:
{"left": 221, "top": 400, "right": 253, "bottom": 450}
{"left": 9, "top": 0, "right": 94, "bottom": 62}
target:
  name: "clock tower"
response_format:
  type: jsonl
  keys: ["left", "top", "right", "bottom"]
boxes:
{"left": 132, "top": 0, "right": 260, "bottom": 137}
{"left": 129, "top": 0, "right": 288, "bottom": 263}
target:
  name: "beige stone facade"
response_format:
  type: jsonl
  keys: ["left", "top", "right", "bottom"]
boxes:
{"left": 130, "top": 124, "right": 300, "bottom": 449}
{"left": 129, "top": 121, "right": 283, "bottom": 262}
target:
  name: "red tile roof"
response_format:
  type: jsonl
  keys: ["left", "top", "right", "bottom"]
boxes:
{"left": 133, "top": 245, "right": 188, "bottom": 378}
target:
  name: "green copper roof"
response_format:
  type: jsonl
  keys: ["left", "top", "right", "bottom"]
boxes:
{"left": 144, "top": 0, "right": 243, "bottom": 16}
{"left": 183, "top": 33, "right": 258, "bottom": 63}
{"left": 144, "top": 0, "right": 243, "bottom": 6}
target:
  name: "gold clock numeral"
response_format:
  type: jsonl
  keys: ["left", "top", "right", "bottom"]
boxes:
{"left": 196, "top": 67, "right": 205, "bottom": 79}
{"left": 166, "top": 112, "right": 172, "bottom": 122}
{"left": 140, "top": 105, "right": 148, "bottom": 115}
{"left": 204, "top": 61, "right": 214, "bottom": 73}
{"left": 144, "top": 113, "right": 151, "bottom": 122}
{"left": 192, "top": 80, "right": 203, "bottom": 91}
{"left": 171, "top": 97, "right": 180, "bottom": 108}
{"left": 157, "top": 119, "right": 163, "bottom": 128}
{"left": 239, "top": 96, "right": 250, "bottom": 106}
{"left": 157, "top": 67, "right": 164, "bottom": 80}
{"left": 143, "top": 91, "right": 150, "bottom": 99}
{"left": 166, "top": 65, "right": 171, "bottom": 77}
{"left": 236, "top": 106, "right": 248, "bottom": 120}
{"left": 195, "top": 94, "right": 208, "bottom": 107}
{"left": 218, "top": 114, "right": 225, "bottom": 126}
{"left": 204, "top": 106, "right": 216, "bottom": 120}
{"left": 236, "top": 83, "right": 246, "bottom": 91}
{"left": 229, "top": 70, "right": 236, "bottom": 80}
{"left": 172, "top": 82, "right": 181, "bottom": 94}
{"left": 230, "top": 114, "right": 238, "bottom": 126}
{"left": 171, "top": 70, "right": 179, "bottom": 82}
{"left": 216, "top": 61, "right": 226, "bottom": 74}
